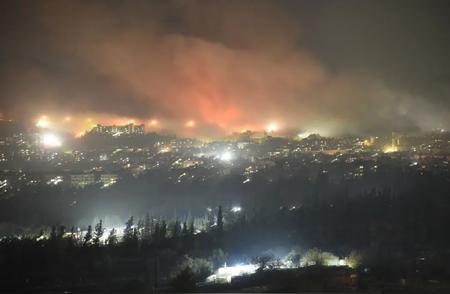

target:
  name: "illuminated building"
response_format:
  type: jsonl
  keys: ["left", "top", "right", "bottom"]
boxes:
{"left": 207, "top": 264, "right": 258, "bottom": 283}
{"left": 91, "top": 123, "right": 144, "bottom": 136}
{"left": 41, "top": 133, "right": 62, "bottom": 148}
{"left": 384, "top": 132, "right": 401, "bottom": 153}
{"left": 391, "top": 132, "right": 401, "bottom": 148}
{"left": 100, "top": 174, "right": 118, "bottom": 188}
{"left": 70, "top": 174, "right": 96, "bottom": 188}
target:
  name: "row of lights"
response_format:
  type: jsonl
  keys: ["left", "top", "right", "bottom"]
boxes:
{"left": 36, "top": 115, "right": 286, "bottom": 137}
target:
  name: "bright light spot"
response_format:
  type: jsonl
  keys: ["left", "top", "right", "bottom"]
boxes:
{"left": 36, "top": 117, "right": 50, "bottom": 128}
{"left": 36, "top": 235, "right": 46, "bottom": 241}
{"left": 383, "top": 146, "right": 398, "bottom": 153}
{"left": 47, "top": 176, "right": 63, "bottom": 185}
{"left": 64, "top": 116, "right": 72, "bottom": 122}
{"left": 0, "top": 180, "right": 7, "bottom": 189}
{"left": 266, "top": 122, "right": 278, "bottom": 133}
{"left": 102, "top": 179, "right": 117, "bottom": 189}
{"left": 75, "top": 131, "right": 85, "bottom": 138}
{"left": 149, "top": 119, "right": 158, "bottom": 126}
{"left": 207, "top": 264, "right": 258, "bottom": 283}
{"left": 220, "top": 151, "right": 233, "bottom": 162}
{"left": 325, "top": 256, "right": 346, "bottom": 266}
{"left": 159, "top": 146, "right": 171, "bottom": 153}
{"left": 186, "top": 120, "right": 195, "bottom": 128}
{"left": 231, "top": 206, "right": 241, "bottom": 213}
{"left": 42, "top": 133, "right": 62, "bottom": 148}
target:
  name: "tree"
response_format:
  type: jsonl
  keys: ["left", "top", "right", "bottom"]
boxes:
{"left": 137, "top": 218, "right": 144, "bottom": 239}
{"left": 189, "top": 220, "right": 195, "bottom": 235}
{"left": 176, "top": 255, "right": 213, "bottom": 281}
{"left": 106, "top": 228, "right": 118, "bottom": 246}
{"left": 172, "top": 220, "right": 180, "bottom": 238}
{"left": 301, "top": 248, "right": 337, "bottom": 266}
{"left": 66, "top": 226, "right": 76, "bottom": 246}
{"left": 123, "top": 216, "right": 134, "bottom": 243}
{"left": 207, "top": 208, "right": 215, "bottom": 228}
{"left": 153, "top": 220, "right": 160, "bottom": 241}
{"left": 83, "top": 225, "right": 93, "bottom": 246}
{"left": 285, "top": 247, "right": 303, "bottom": 268}
{"left": 345, "top": 250, "right": 363, "bottom": 268}
{"left": 160, "top": 220, "right": 167, "bottom": 240}
{"left": 217, "top": 205, "right": 223, "bottom": 232}
{"left": 50, "top": 226, "right": 57, "bottom": 240}
{"left": 253, "top": 254, "right": 275, "bottom": 271}
{"left": 143, "top": 213, "right": 152, "bottom": 243}
{"left": 57, "top": 225, "right": 66, "bottom": 239}
{"left": 132, "top": 227, "right": 139, "bottom": 243}
{"left": 171, "top": 267, "right": 196, "bottom": 292}
{"left": 93, "top": 219, "right": 104, "bottom": 246}
{"left": 182, "top": 221, "right": 188, "bottom": 236}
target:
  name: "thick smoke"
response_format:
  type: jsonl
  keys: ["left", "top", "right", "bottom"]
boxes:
{"left": 0, "top": 0, "right": 448, "bottom": 136}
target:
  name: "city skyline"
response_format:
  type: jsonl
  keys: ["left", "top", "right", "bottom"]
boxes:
{"left": 1, "top": 1, "right": 450, "bottom": 292}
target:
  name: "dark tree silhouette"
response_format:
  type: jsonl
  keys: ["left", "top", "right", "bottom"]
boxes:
{"left": 83, "top": 225, "right": 92, "bottom": 246}
{"left": 189, "top": 220, "right": 195, "bottom": 235}
{"left": 143, "top": 213, "right": 152, "bottom": 243}
{"left": 58, "top": 225, "right": 66, "bottom": 239}
{"left": 93, "top": 219, "right": 104, "bottom": 246}
{"left": 171, "top": 267, "right": 196, "bottom": 292}
{"left": 217, "top": 205, "right": 223, "bottom": 232}
{"left": 106, "top": 228, "right": 118, "bottom": 246}
{"left": 50, "top": 225, "right": 57, "bottom": 240}
{"left": 123, "top": 216, "right": 134, "bottom": 243}
{"left": 160, "top": 220, "right": 167, "bottom": 240}
{"left": 172, "top": 220, "right": 180, "bottom": 238}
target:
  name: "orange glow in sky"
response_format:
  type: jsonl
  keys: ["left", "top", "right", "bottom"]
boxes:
{"left": 36, "top": 116, "right": 50, "bottom": 128}
{"left": 266, "top": 122, "right": 278, "bottom": 133}
{"left": 28, "top": 111, "right": 288, "bottom": 139}
{"left": 185, "top": 120, "right": 195, "bottom": 128}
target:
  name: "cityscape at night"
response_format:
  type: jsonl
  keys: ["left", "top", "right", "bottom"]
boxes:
{"left": 1, "top": 0, "right": 450, "bottom": 293}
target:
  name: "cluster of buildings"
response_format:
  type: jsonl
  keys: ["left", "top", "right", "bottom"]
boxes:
{"left": 90, "top": 123, "right": 145, "bottom": 136}
{"left": 46, "top": 173, "right": 118, "bottom": 188}
{"left": 0, "top": 119, "right": 450, "bottom": 198}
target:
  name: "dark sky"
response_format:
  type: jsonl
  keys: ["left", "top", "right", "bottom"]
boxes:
{"left": 1, "top": 0, "right": 449, "bottom": 136}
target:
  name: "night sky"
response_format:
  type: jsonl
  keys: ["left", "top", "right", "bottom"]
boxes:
{"left": 1, "top": 0, "right": 449, "bottom": 137}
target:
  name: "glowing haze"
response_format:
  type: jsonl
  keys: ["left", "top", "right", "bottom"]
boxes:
{"left": 1, "top": 0, "right": 449, "bottom": 138}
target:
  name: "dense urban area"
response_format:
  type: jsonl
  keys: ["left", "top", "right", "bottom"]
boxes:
{"left": 2, "top": 0, "right": 450, "bottom": 292}
{"left": 1, "top": 119, "right": 450, "bottom": 292}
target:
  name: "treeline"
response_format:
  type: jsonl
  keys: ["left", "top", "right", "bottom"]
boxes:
{"left": 2, "top": 173, "right": 450, "bottom": 292}
{"left": 0, "top": 207, "right": 228, "bottom": 292}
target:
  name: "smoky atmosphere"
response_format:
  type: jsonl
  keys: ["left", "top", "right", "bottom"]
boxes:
{"left": 1, "top": 0, "right": 450, "bottom": 293}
